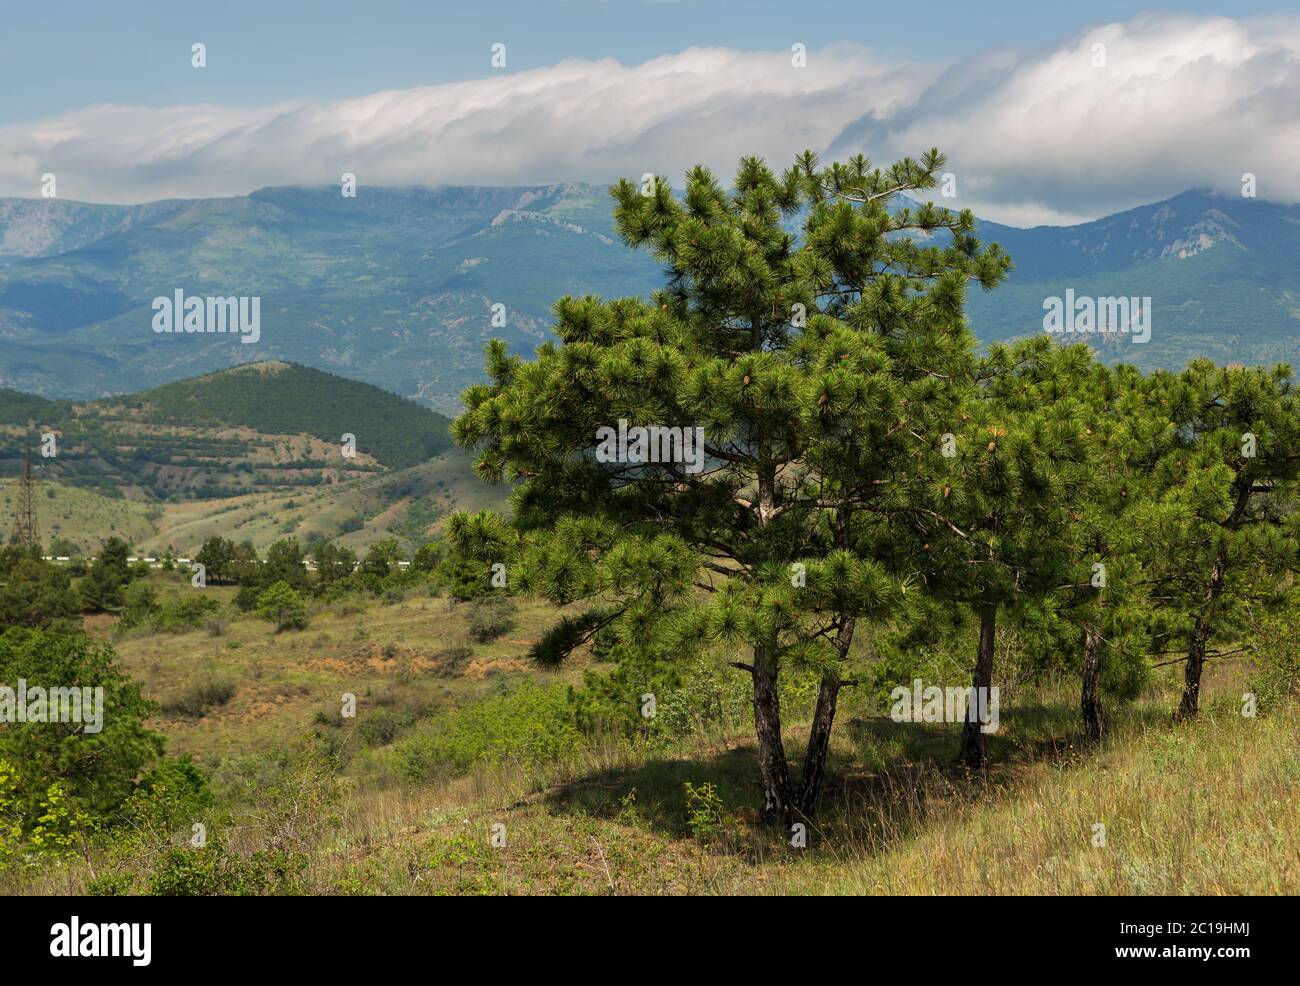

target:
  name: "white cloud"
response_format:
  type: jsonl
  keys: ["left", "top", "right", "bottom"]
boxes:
{"left": 0, "top": 46, "right": 930, "bottom": 206}
{"left": 3, "top": 14, "right": 1300, "bottom": 225}
{"left": 832, "top": 13, "right": 1300, "bottom": 224}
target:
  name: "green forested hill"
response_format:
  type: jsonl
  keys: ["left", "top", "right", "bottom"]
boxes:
{"left": 0, "top": 361, "right": 463, "bottom": 502}
{"left": 0, "top": 387, "right": 71, "bottom": 425}
{"left": 109, "top": 361, "right": 453, "bottom": 468}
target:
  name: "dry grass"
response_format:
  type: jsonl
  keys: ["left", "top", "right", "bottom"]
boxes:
{"left": 101, "top": 581, "right": 585, "bottom": 764}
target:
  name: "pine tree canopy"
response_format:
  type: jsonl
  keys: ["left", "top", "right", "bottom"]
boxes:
{"left": 450, "top": 149, "right": 1300, "bottom": 814}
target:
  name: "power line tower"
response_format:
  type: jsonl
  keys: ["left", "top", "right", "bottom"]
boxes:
{"left": 9, "top": 438, "right": 39, "bottom": 551}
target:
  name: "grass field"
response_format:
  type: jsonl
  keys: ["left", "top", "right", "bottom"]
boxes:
{"left": 0, "top": 480, "right": 158, "bottom": 552}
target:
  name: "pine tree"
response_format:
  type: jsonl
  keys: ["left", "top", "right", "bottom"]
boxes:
{"left": 452, "top": 149, "right": 1009, "bottom": 820}
{"left": 79, "top": 537, "right": 132, "bottom": 613}
{"left": 196, "top": 536, "right": 237, "bottom": 584}
{"left": 1051, "top": 361, "right": 1165, "bottom": 742}
{"left": 1145, "top": 362, "right": 1300, "bottom": 720}
{"left": 897, "top": 337, "right": 1090, "bottom": 768}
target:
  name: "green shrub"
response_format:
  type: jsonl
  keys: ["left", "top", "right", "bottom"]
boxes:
{"left": 162, "top": 678, "right": 237, "bottom": 718}
{"left": 395, "top": 681, "right": 581, "bottom": 779}
{"left": 153, "top": 594, "right": 221, "bottom": 633}
{"left": 255, "top": 581, "right": 308, "bottom": 631}
{"left": 118, "top": 581, "right": 161, "bottom": 629}
{"left": 1249, "top": 605, "right": 1300, "bottom": 713}
{"left": 436, "top": 554, "right": 497, "bottom": 601}
{"left": 0, "top": 628, "right": 162, "bottom": 824}
{"left": 145, "top": 838, "right": 304, "bottom": 896}
{"left": 86, "top": 873, "right": 135, "bottom": 895}
{"left": 355, "top": 708, "right": 402, "bottom": 747}
{"left": 234, "top": 583, "right": 261, "bottom": 612}
{"left": 684, "top": 781, "right": 727, "bottom": 842}
{"left": 466, "top": 597, "right": 516, "bottom": 644}
{"left": 0, "top": 549, "right": 78, "bottom": 629}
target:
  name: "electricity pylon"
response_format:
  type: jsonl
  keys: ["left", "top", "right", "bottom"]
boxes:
{"left": 9, "top": 438, "right": 39, "bottom": 551}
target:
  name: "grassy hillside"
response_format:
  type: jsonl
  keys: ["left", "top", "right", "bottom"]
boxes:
{"left": 7, "top": 574, "right": 1294, "bottom": 896}
{"left": 0, "top": 448, "right": 505, "bottom": 555}
{"left": 142, "top": 448, "right": 505, "bottom": 555}
{"left": 0, "top": 478, "right": 159, "bottom": 551}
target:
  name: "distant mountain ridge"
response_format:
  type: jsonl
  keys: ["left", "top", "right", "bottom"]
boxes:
{"left": 0, "top": 197, "right": 189, "bottom": 262}
{"left": 0, "top": 183, "right": 662, "bottom": 412}
{"left": 963, "top": 190, "right": 1300, "bottom": 370}
{"left": 0, "top": 184, "right": 1297, "bottom": 409}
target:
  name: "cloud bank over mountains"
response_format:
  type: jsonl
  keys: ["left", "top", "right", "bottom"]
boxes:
{"left": 3, "top": 13, "right": 1298, "bottom": 225}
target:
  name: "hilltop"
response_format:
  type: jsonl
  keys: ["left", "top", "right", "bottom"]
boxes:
{"left": 0, "top": 361, "right": 458, "bottom": 496}
{"left": 0, "top": 361, "right": 506, "bottom": 553}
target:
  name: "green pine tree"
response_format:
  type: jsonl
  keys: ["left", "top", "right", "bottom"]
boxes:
{"left": 1145, "top": 362, "right": 1300, "bottom": 720}
{"left": 1051, "top": 361, "right": 1165, "bottom": 742}
{"left": 899, "top": 337, "right": 1089, "bottom": 768}
{"left": 452, "top": 149, "right": 1009, "bottom": 820}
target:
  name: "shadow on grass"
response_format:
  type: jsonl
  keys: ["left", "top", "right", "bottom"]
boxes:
{"left": 539, "top": 697, "right": 1173, "bottom": 861}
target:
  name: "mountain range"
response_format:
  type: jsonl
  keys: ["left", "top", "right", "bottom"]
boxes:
{"left": 1, "top": 184, "right": 1297, "bottom": 412}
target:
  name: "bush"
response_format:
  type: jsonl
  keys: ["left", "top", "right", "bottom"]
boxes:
{"left": 118, "top": 581, "right": 161, "bottom": 629}
{"left": 162, "top": 678, "right": 237, "bottom": 718}
{"left": 144, "top": 838, "right": 304, "bottom": 896}
{"left": 466, "top": 597, "right": 517, "bottom": 644}
{"left": 395, "top": 681, "right": 581, "bottom": 779}
{"left": 355, "top": 708, "right": 402, "bottom": 747}
{"left": 684, "top": 781, "right": 727, "bottom": 842}
{"left": 0, "top": 766, "right": 93, "bottom": 869}
{"left": 1249, "top": 605, "right": 1300, "bottom": 713}
{"left": 153, "top": 594, "right": 221, "bottom": 633}
{"left": 0, "top": 628, "right": 162, "bottom": 824}
{"left": 86, "top": 873, "right": 135, "bottom": 896}
{"left": 0, "top": 549, "right": 78, "bottom": 629}
{"left": 255, "top": 581, "right": 308, "bottom": 631}
{"left": 234, "top": 583, "right": 261, "bottom": 612}
{"left": 436, "top": 554, "right": 497, "bottom": 601}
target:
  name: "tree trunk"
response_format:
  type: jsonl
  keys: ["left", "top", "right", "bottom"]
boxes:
{"left": 748, "top": 440, "right": 794, "bottom": 821}
{"left": 1177, "top": 615, "right": 1214, "bottom": 721}
{"left": 752, "top": 640, "right": 792, "bottom": 823}
{"left": 1177, "top": 556, "right": 1225, "bottom": 721}
{"left": 1080, "top": 625, "right": 1104, "bottom": 744}
{"left": 796, "top": 618, "right": 855, "bottom": 817}
{"left": 958, "top": 602, "right": 997, "bottom": 769}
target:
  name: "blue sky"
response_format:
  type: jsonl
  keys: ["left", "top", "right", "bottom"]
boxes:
{"left": 1, "top": 0, "right": 1289, "bottom": 123}
{"left": 2, "top": 2, "right": 1298, "bottom": 222}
